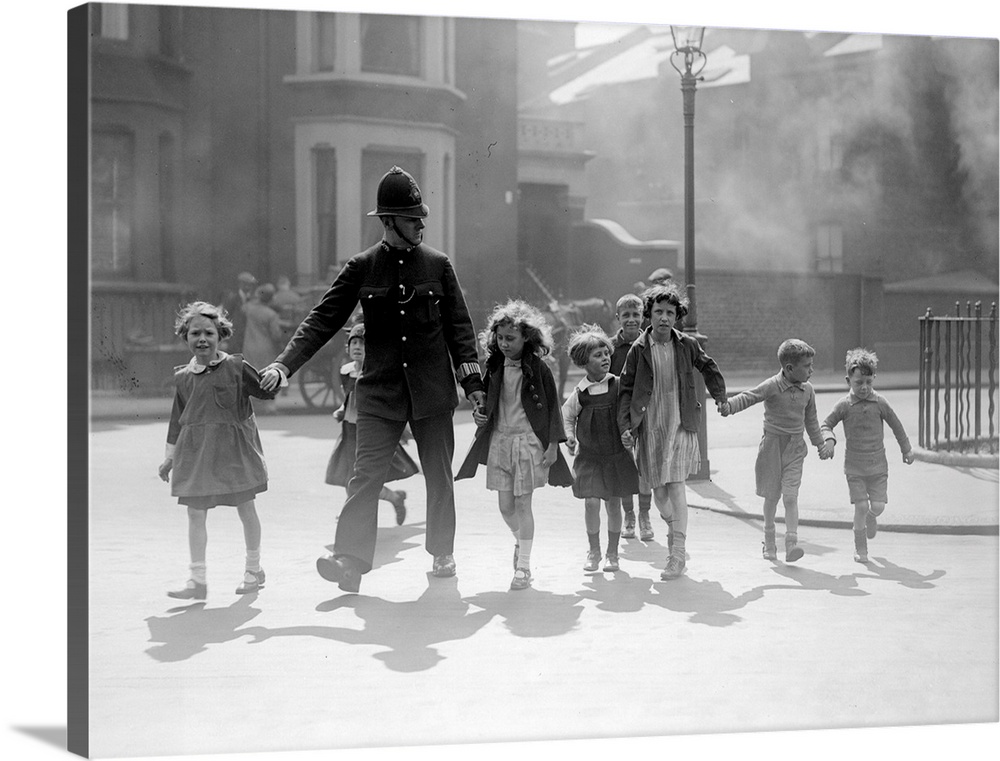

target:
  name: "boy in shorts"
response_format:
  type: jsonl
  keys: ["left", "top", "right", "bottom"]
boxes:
{"left": 720, "top": 339, "right": 831, "bottom": 562}
{"left": 820, "top": 348, "right": 914, "bottom": 563}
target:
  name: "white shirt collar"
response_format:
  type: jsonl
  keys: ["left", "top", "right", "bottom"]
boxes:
{"left": 574, "top": 374, "right": 612, "bottom": 393}
{"left": 186, "top": 351, "right": 229, "bottom": 373}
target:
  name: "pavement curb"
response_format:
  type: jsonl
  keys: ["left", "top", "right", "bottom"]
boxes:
{"left": 911, "top": 446, "right": 999, "bottom": 469}
{"left": 688, "top": 502, "right": 999, "bottom": 536}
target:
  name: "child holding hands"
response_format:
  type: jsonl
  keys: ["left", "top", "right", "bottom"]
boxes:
{"left": 820, "top": 348, "right": 914, "bottom": 563}
{"left": 159, "top": 301, "right": 277, "bottom": 599}
{"left": 610, "top": 293, "right": 655, "bottom": 541}
{"left": 457, "top": 299, "right": 573, "bottom": 590}
{"left": 326, "top": 322, "right": 417, "bottom": 525}
{"left": 618, "top": 284, "right": 728, "bottom": 580}
{"left": 562, "top": 325, "right": 640, "bottom": 573}
{"left": 720, "top": 339, "right": 831, "bottom": 562}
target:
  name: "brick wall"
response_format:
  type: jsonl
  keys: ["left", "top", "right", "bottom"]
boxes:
{"left": 695, "top": 270, "right": 841, "bottom": 374}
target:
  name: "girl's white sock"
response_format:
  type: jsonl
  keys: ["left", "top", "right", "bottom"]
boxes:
{"left": 516, "top": 539, "right": 532, "bottom": 570}
{"left": 190, "top": 562, "right": 207, "bottom": 585}
{"left": 246, "top": 549, "right": 261, "bottom": 573}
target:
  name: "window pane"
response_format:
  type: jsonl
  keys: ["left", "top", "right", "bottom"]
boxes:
{"left": 92, "top": 132, "right": 134, "bottom": 273}
{"left": 360, "top": 15, "right": 421, "bottom": 76}
{"left": 315, "top": 148, "right": 337, "bottom": 275}
{"left": 315, "top": 13, "right": 336, "bottom": 72}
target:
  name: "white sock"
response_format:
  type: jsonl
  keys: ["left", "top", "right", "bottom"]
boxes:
{"left": 517, "top": 539, "right": 532, "bottom": 570}
{"left": 190, "top": 562, "right": 207, "bottom": 585}
{"left": 246, "top": 549, "right": 261, "bottom": 573}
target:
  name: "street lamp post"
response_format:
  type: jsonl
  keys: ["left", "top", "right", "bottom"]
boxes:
{"left": 669, "top": 25, "right": 712, "bottom": 481}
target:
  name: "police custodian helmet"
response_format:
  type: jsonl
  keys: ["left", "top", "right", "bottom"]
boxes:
{"left": 367, "top": 166, "right": 429, "bottom": 218}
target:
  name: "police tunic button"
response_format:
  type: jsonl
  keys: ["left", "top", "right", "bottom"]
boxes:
{"left": 399, "top": 260, "right": 403, "bottom": 265}
{"left": 403, "top": 363, "right": 408, "bottom": 368}
{"left": 535, "top": 403, "right": 543, "bottom": 409}
{"left": 400, "top": 310, "right": 405, "bottom": 315}
{"left": 402, "top": 336, "right": 407, "bottom": 341}
{"left": 532, "top": 395, "right": 539, "bottom": 401}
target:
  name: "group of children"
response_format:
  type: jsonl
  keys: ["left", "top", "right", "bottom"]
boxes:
{"left": 160, "top": 284, "right": 914, "bottom": 598}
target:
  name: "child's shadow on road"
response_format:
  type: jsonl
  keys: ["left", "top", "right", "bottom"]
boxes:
{"left": 145, "top": 594, "right": 262, "bottom": 663}
{"left": 241, "top": 576, "right": 495, "bottom": 673}
{"left": 857, "top": 557, "right": 946, "bottom": 588}
{"left": 462, "top": 587, "right": 585, "bottom": 638}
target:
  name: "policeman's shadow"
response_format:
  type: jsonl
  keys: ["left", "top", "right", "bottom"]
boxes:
{"left": 144, "top": 594, "right": 262, "bottom": 663}
{"left": 241, "top": 576, "right": 495, "bottom": 673}
{"left": 858, "top": 557, "right": 946, "bottom": 589}
{"left": 462, "top": 587, "right": 585, "bottom": 638}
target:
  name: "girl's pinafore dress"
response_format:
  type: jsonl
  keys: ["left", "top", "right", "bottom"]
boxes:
{"left": 486, "top": 358, "right": 549, "bottom": 496}
{"left": 571, "top": 375, "right": 640, "bottom": 500}
{"left": 168, "top": 354, "right": 271, "bottom": 509}
{"left": 325, "top": 361, "right": 418, "bottom": 487}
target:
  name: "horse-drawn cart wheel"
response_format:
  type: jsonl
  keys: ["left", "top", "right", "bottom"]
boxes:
{"left": 297, "top": 364, "right": 344, "bottom": 411}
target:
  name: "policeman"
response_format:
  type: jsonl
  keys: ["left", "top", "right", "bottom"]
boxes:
{"left": 260, "top": 167, "right": 485, "bottom": 593}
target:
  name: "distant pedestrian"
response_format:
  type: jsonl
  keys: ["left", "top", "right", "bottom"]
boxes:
{"left": 610, "top": 293, "right": 654, "bottom": 541}
{"left": 562, "top": 325, "right": 639, "bottom": 574}
{"left": 819, "top": 348, "right": 914, "bottom": 563}
{"left": 158, "top": 301, "right": 277, "bottom": 600}
{"left": 242, "top": 284, "right": 284, "bottom": 414}
{"left": 720, "top": 338, "right": 830, "bottom": 563}
{"left": 270, "top": 274, "right": 304, "bottom": 323}
{"left": 220, "top": 271, "right": 257, "bottom": 353}
{"left": 457, "top": 299, "right": 573, "bottom": 591}
{"left": 326, "top": 323, "right": 417, "bottom": 525}
{"left": 618, "top": 283, "right": 728, "bottom": 580}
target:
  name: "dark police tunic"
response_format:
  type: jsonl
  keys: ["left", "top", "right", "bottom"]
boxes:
{"left": 276, "top": 240, "right": 483, "bottom": 416}
{"left": 273, "top": 239, "right": 484, "bottom": 572}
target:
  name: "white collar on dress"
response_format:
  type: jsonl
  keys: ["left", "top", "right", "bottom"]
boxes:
{"left": 185, "top": 351, "right": 229, "bottom": 374}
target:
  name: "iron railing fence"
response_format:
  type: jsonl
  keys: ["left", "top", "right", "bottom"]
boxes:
{"left": 918, "top": 301, "right": 998, "bottom": 455}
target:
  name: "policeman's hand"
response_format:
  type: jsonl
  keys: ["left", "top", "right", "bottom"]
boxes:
{"left": 260, "top": 363, "right": 286, "bottom": 392}
{"left": 158, "top": 458, "right": 173, "bottom": 482}
{"left": 903, "top": 450, "right": 915, "bottom": 465}
{"left": 621, "top": 429, "right": 634, "bottom": 448}
{"left": 332, "top": 405, "right": 345, "bottom": 422}
{"left": 472, "top": 407, "right": 488, "bottom": 427}
{"left": 468, "top": 390, "right": 486, "bottom": 410}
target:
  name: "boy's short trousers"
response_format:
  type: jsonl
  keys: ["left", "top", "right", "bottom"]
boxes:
{"left": 487, "top": 426, "right": 548, "bottom": 497}
{"left": 754, "top": 432, "right": 807, "bottom": 501}
{"left": 847, "top": 473, "right": 889, "bottom": 504}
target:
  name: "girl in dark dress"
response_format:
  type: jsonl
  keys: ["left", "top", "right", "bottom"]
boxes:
{"left": 158, "top": 302, "right": 277, "bottom": 600}
{"left": 562, "top": 326, "right": 639, "bottom": 574}
{"left": 326, "top": 323, "right": 418, "bottom": 525}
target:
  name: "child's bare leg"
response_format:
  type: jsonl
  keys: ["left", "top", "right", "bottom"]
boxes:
{"left": 853, "top": 499, "right": 870, "bottom": 562}
{"left": 853, "top": 500, "right": 869, "bottom": 532}
{"left": 652, "top": 484, "right": 675, "bottom": 551}
{"left": 169, "top": 507, "right": 208, "bottom": 597}
{"left": 237, "top": 500, "right": 265, "bottom": 591}
{"left": 237, "top": 500, "right": 261, "bottom": 552}
{"left": 512, "top": 493, "right": 534, "bottom": 578}
{"left": 659, "top": 482, "right": 688, "bottom": 579}
{"left": 865, "top": 499, "right": 884, "bottom": 540}
{"left": 188, "top": 507, "right": 208, "bottom": 565}
{"left": 761, "top": 496, "right": 779, "bottom": 560}
{"left": 498, "top": 491, "right": 519, "bottom": 534}
{"left": 605, "top": 497, "right": 623, "bottom": 533}
{"left": 584, "top": 497, "right": 602, "bottom": 535}
{"left": 782, "top": 494, "right": 804, "bottom": 561}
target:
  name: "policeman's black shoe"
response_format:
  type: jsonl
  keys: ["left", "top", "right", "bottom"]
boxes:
{"left": 316, "top": 554, "right": 362, "bottom": 593}
{"left": 432, "top": 554, "right": 457, "bottom": 578}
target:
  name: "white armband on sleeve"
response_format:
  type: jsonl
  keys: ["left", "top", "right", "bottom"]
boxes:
{"left": 457, "top": 362, "right": 482, "bottom": 381}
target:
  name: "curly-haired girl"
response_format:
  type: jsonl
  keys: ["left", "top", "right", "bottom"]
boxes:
{"left": 457, "top": 299, "right": 573, "bottom": 590}
{"left": 158, "top": 301, "right": 277, "bottom": 600}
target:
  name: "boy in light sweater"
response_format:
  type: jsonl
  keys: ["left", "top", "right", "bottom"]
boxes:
{"left": 720, "top": 339, "right": 832, "bottom": 562}
{"left": 820, "top": 348, "right": 914, "bottom": 563}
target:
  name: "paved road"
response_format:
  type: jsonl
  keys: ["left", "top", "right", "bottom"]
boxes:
{"left": 77, "top": 407, "right": 998, "bottom": 759}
